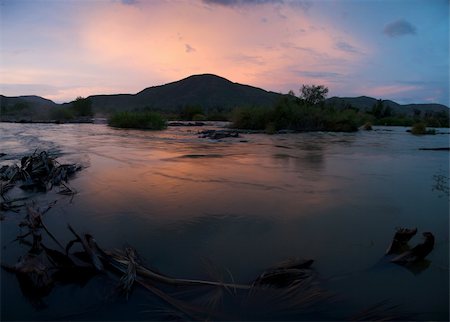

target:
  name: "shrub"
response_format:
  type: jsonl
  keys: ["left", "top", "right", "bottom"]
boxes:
{"left": 50, "top": 107, "right": 75, "bottom": 121}
{"left": 265, "top": 122, "right": 276, "bottom": 134}
{"left": 192, "top": 113, "right": 207, "bottom": 121}
{"left": 180, "top": 105, "right": 203, "bottom": 120}
{"left": 323, "top": 109, "right": 359, "bottom": 132}
{"left": 206, "top": 111, "right": 230, "bottom": 121}
{"left": 411, "top": 122, "right": 426, "bottom": 135}
{"left": 108, "top": 111, "right": 167, "bottom": 130}
{"left": 72, "top": 97, "right": 93, "bottom": 117}
{"left": 362, "top": 122, "right": 373, "bottom": 130}
{"left": 231, "top": 106, "right": 271, "bottom": 130}
{"left": 410, "top": 122, "right": 435, "bottom": 135}
{"left": 231, "top": 103, "right": 361, "bottom": 133}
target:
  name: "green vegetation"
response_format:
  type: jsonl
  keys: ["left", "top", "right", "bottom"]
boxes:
{"left": 47, "top": 97, "right": 93, "bottom": 122}
{"left": 180, "top": 105, "right": 204, "bottom": 121}
{"left": 365, "top": 100, "right": 449, "bottom": 128}
{"left": 72, "top": 97, "right": 93, "bottom": 117}
{"left": 108, "top": 111, "right": 167, "bottom": 130}
{"left": 300, "top": 85, "right": 329, "bottom": 106}
{"left": 232, "top": 86, "right": 360, "bottom": 132}
{"left": 410, "top": 122, "right": 436, "bottom": 135}
{"left": 49, "top": 107, "right": 75, "bottom": 121}
{"left": 362, "top": 122, "right": 373, "bottom": 130}
{"left": 421, "top": 111, "right": 449, "bottom": 128}
{"left": 1, "top": 101, "right": 30, "bottom": 117}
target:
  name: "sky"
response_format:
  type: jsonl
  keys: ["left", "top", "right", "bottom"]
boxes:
{"left": 0, "top": 0, "right": 449, "bottom": 105}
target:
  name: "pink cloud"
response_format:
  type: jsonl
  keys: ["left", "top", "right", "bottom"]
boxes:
{"left": 365, "top": 85, "right": 421, "bottom": 97}
{"left": 74, "top": 0, "right": 370, "bottom": 96}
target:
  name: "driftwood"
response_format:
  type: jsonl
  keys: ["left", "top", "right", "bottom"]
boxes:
{"left": 385, "top": 227, "right": 417, "bottom": 255}
{"left": 2, "top": 214, "right": 332, "bottom": 319}
{"left": 2, "top": 201, "right": 411, "bottom": 319}
{"left": 418, "top": 147, "right": 450, "bottom": 151}
{"left": 391, "top": 232, "right": 435, "bottom": 264}
{"left": 0, "top": 150, "right": 82, "bottom": 214}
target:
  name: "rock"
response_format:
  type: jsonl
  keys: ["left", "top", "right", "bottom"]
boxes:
{"left": 277, "top": 129, "right": 296, "bottom": 134}
{"left": 169, "top": 121, "right": 205, "bottom": 126}
{"left": 198, "top": 129, "right": 239, "bottom": 140}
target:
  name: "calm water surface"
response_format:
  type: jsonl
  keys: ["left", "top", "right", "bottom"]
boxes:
{"left": 1, "top": 122, "right": 449, "bottom": 320}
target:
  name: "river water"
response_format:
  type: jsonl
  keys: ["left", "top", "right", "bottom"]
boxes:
{"left": 1, "top": 122, "right": 449, "bottom": 321}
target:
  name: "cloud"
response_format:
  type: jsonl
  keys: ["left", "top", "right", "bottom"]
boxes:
{"left": 185, "top": 44, "right": 196, "bottom": 53}
{"left": 203, "top": 0, "right": 283, "bottom": 6}
{"left": 289, "top": 1, "right": 312, "bottom": 13}
{"left": 296, "top": 71, "right": 342, "bottom": 78}
{"left": 121, "top": 0, "right": 139, "bottom": 5}
{"left": 202, "top": 0, "right": 312, "bottom": 11}
{"left": 383, "top": 19, "right": 417, "bottom": 37}
{"left": 228, "top": 54, "right": 265, "bottom": 65}
{"left": 335, "top": 41, "right": 358, "bottom": 54}
{"left": 365, "top": 84, "right": 420, "bottom": 97}
{"left": 0, "top": 83, "right": 60, "bottom": 97}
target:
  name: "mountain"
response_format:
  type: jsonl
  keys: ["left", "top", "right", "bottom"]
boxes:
{"left": 89, "top": 74, "right": 281, "bottom": 113}
{"left": 0, "top": 95, "right": 58, "bottom": 108}
{"left": 1, "top": 75, "right": 448, "bottom": 119}
{"left": 0, "top": 95, "right": 58, "bottom": 121}
{"left": 325, "top": 96, "right": 449, "bottom": 116}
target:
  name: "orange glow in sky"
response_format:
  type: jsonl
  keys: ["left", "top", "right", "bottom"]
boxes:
{"left": 0, "top": 0, "right": 448, "bottom": 105}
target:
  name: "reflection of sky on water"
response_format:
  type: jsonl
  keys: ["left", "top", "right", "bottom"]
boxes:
{"left": 1, "top": 123, "right": 448, "bottom": 320}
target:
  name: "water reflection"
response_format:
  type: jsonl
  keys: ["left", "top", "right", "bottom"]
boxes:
{"left": 1, "top": 123, "right": 448, "bottom": 321}
{"left": 396, "top": 259, "right": 432, "bottom": 275}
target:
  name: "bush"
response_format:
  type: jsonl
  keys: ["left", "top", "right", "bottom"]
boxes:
{"left": 192, "top": 114, "right": 207, "bottom": 121}
{"left": 265, "top": 122, "right": 276, "bottom": 134}
{"left": 108, "top": 111, "right": 167, "bottom": 130}
{"left": 410, "top": 122, "right": 435, "bottom": 135}
{"left": 206, "top": 110, "right": 230, "bottom": 121}
{"left": 231, "top": 106, "right": 271, "bottom": 130}
{"left": 180, "top": 105, "right": 203, "bottom": 120}
{"left": 50, "top": 107, "right": 75, "bottom": 121}
{"left": 323, "top": 109, "right": 360, "bottom": 132}
{"left": 72, "top": 97, "right": 93, "bottom": 117}
{"left": 231, "top": 101, "right": 361, "bottom": 133}
{"left": 362, "top": 122, "right": 373, "bottom": 130}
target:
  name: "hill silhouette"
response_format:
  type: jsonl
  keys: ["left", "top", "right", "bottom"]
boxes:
{"left": 325, "top": 96, "right": 448, "bottom": 116}
{"left": 89, "top": 74, "right": 281, "bottom": 113}
{"left": 0, "top": 95, "right": 58, "bottom": 108}
{"left": 1, "top": 74, "right": 448, "bottom": 120}
{"left": 0, "top": 95, "right": 58, "bottom": 121}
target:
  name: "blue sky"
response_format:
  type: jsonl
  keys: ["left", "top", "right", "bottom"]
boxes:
{"left": 0, "top": 0, "right": 448, "bottom": 105}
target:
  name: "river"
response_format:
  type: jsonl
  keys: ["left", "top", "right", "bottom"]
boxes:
{"left": 1, "top": 122, "right": 449, "bottom": 320}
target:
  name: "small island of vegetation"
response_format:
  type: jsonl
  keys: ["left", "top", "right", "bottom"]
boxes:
{"left": 231, "top": 85, "right": 360, "bottom": 133}
{"left": 108, "top": 111, "right": 167, "bottom": 130}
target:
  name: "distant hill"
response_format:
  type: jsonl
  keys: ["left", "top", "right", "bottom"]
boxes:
{"left": 89, "top": 74, "right": 281, "bottom": 113}
{"left": 1, "top": 74, "right": 448, "bottom": 120}
{"left": 0, "top": 95, "right": 58, "bottom": 108}
{"left": 0, "top": 95, "right": 58, "bottom": 121}
{"left": 325, "top": 96, "right": 449, "bottom": 116}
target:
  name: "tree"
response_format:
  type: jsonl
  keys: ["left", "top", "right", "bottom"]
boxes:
{"left": 382, "top": 105, "right": 392, "bottom": 117}
{"left": 371, "top": 99, "right": 384, "bottom": 118}
{"left": 72, "top": 97, "right": 92, "bottom": 117}
{"left": 299, "top": 85, "right": 329, "bottom": 106}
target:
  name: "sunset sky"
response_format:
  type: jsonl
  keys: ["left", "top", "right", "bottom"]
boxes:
{"left": 1, "top": 0, "right": 448, "bottom": 105}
